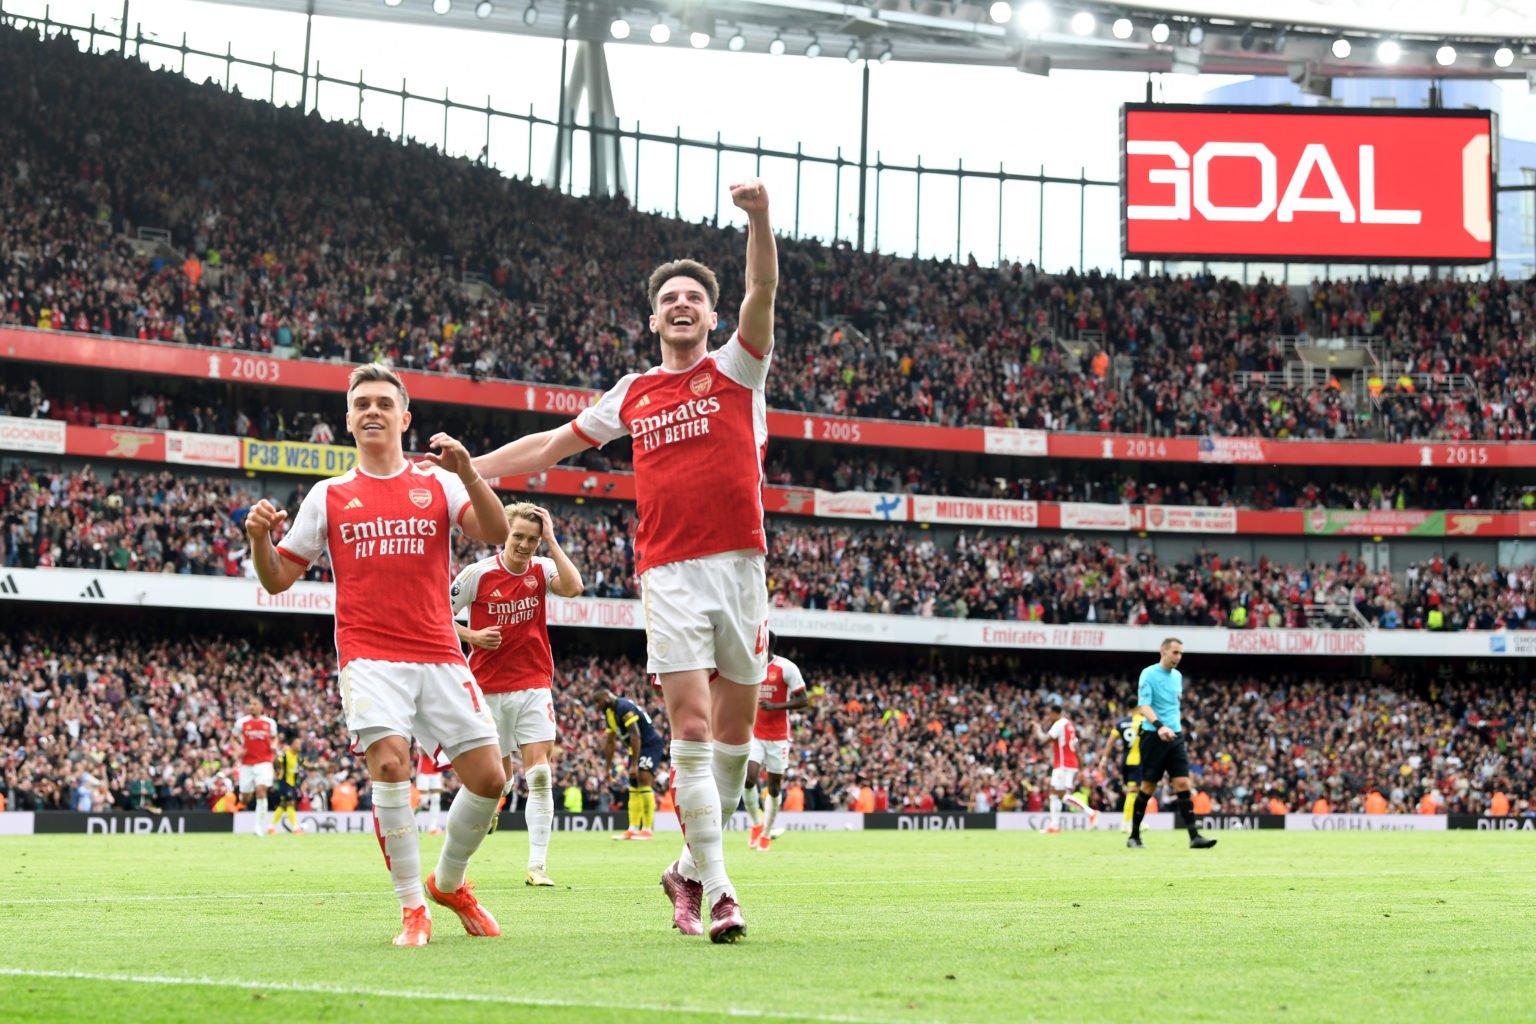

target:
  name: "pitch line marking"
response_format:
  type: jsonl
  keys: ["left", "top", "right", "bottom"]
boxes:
{"left": 0, "top": 968, "right": 945, "bottom": 1024}
{"left": 2, "top": 866, "right": 1531, "bottom": 907}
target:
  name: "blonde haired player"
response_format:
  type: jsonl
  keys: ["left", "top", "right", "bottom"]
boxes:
{"left": 450, "top": 501, "right": 584, "bottom": 887}
{"left": 466, "top": 179, "right": 777, "bottom": 943}
{"left": 246, "top": 363, "right": 510, "bottom": 946}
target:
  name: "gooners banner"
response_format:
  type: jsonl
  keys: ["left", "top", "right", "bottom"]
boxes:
{"left": 1122, "top": 105, "right": 1494, "bottom": 263}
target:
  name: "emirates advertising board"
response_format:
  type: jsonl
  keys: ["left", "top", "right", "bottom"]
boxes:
{"left": 1122, "top": 105, "right": 1494, "bottom": 264}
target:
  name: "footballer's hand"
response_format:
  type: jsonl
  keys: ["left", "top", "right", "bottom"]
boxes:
{"left": 729, "top": 178, "right": 768, "bottom": 214}
{"left": 419, "top": 433, "right": 478, "bottom": 481}
{"left": 534, "top": 505, "right": 557, "bottom": 544}
{"left": 466, "top": 627, "right": 503, "bottom": 650}
{"left": 628, "top": 768, "right": 640, "bottom": 788}
{"left": 245, "top": 499, "right": 287, "bottom": 540}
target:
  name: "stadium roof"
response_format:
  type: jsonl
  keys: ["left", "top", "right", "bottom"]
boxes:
{"left": 205, "top": 0, "right": 1533, "bottom": 79}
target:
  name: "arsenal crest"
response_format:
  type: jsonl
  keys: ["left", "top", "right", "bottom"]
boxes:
{"left": 1149, "top": 508, "right": 1164, "bottom": 528}
{"left": 689, "top": 371, "right": 713, "bottom": 397}
{"left": 409, "top": 488, "right": 432, "bottom": 509}
{"left": 524, "top": 575, "right": 538, "bottom": 589}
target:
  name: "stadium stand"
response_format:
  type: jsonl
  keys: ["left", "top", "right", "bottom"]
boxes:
{"left": 1, "top": 24, "right": 1532, "bottom": 828}
{"left": 2, "top": 624, "right": 1529, "bottom": 817}
{"left": 2, "top": 26, "right": 1534, "bottom": 442}
{"left": 4, "top": 461, "right": 1532, "bottom": 629}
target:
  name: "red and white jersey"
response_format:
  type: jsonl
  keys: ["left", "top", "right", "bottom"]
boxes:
{"left": 753, "top": 655, "right": 807, "bottom": 742}
{"left": 450, "top": 552, "right": 557, "bottom": 694}
{"left": 277, "top": 462, "right": 470, "bottom": 668}
{"left": 416, "top": 752, "right": 443, "bottom": 776}
{"left": 571, "top": 332, "right": 769, "bottom": 574}
{"left": 236, "top": 714, "right": 278, "bottom": 765}
{"left": 1046, "top": 717, "right": 1080, "bottom": 770}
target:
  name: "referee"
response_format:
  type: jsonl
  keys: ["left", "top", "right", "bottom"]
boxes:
{"left": 1127, "top": 638, "right": 1216, "bottom": 850}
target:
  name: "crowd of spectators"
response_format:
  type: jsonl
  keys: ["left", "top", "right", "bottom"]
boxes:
{"left": 4, "top": 626, "right": 1529, "bottom": 819}
{"left": 0, "top": 462, "right": 640, "bottom": 597}
{"left": 6, "top": 462, "right": 1533, "bottom": 629}
{"left": 2, "top": 27, "right": 1534, "bottom": 445}
{"left": 12, "top": 375, "right": 1535, "bottom": 513}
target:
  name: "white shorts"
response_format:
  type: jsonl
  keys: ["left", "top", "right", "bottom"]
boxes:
{"left": 642, "top": 552, "right": 769, "bottom": 685}
{"left": 749, "top": 736, "right": 791, "bottom": 775}
{"left": 1051, "top": 767, "right": 1079, "bottom": 791}
{"left": 340, "top": 658, "right": 499, "bottom": 763}
{"left": 416, "top": 771, "right": 445, "bottom": 793}
{"left": 238, "top": 762, "right": 274, "bottom": 792}
{"left": 486, "top": 688, "right": 558, "bottom": 753}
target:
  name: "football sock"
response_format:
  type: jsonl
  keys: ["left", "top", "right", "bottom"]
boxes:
{"left": 744, "top": 783, "right": 763, "bottom": 826}
{"left": 1049, "top": 794, "right": 1062, "bottom": 828}
{"left": 255, "top": 796, "right": 268, "bottom": 832}
{"left": 712, "top": 741, "right": 751, "bottom": 818}
{"left": 270, "top": 805, "right": 283, "bottom": 828}
{"left": 501, "top": 777, "right": 518, "bottom": 813}
{"left": 1122, "top": 791, "right": 1136, "bottom": 825}
{"left": 1175, "top": 790, "right": 1200, "bottom": 838}
{"left": 1130, "top": 792, "right": 1150, "bottom": 840}
{"left": 640, "top": 787, "right": 656, "bottom": 830}
{"left": 627, "top": 786, "right": 645, "bottom": 831}
{"left": 284, "top": 806, "right": 297, "bottom": 828}
{"left": 672, "top": 739, "right": 730, "bottom": 905}
{"left": 761, "top": 790, "right": 780, "bottom": 836}
{"left": 371, "top": 780, "right": 425, "bottom": 910}
{"left": 526, "top": 764, "right": 553, "bottom": 869}
{"left": 1064, "top": 795, "right": 1091, "bottom": 815}
{"left": 433, "top": 788, "right": 499, "bottom": 891}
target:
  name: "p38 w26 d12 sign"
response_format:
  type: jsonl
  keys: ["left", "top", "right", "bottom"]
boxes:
{"left": 1121, "top": 105, "right": 1493, "bottom": 264}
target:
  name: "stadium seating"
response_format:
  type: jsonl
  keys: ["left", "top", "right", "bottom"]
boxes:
{"left": 4, "top": 463, "right": 1532, "bottom": 628}
{"left": 2, "top": 26, "right": 1534, "bottom": 442}
{"left": 1, "top": 626, "right": 1527, "bottom": 817}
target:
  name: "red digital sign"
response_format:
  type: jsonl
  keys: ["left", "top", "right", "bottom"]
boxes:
{"left": 1122, "top": 105, "right": 1494, "bottom": 263}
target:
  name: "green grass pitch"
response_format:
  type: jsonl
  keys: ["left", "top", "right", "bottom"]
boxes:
{"left": 1, "top": 830, "right": 1532, "bottom": 1022}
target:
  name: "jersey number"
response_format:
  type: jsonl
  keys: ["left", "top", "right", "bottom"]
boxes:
{"left": 462, "top": 680, "right": 483, "bottom": 713}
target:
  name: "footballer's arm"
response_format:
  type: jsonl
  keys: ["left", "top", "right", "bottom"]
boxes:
{"left": 424, "top": 433, "right": 508, "bottom": 545}
{"left": 625, "top": 724, "right": 643, "bottom": 782}
{"left": 541, "top": 508, "right": 585, "bottom": 599}
{"left": 246, "top": 499, "right": 305, "bottom": 595}
{"left": 472, "top": 424, "right": 591, "bottom": 482}
{"left": 729, "top": 178, "right": 777, "bottom": 356}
